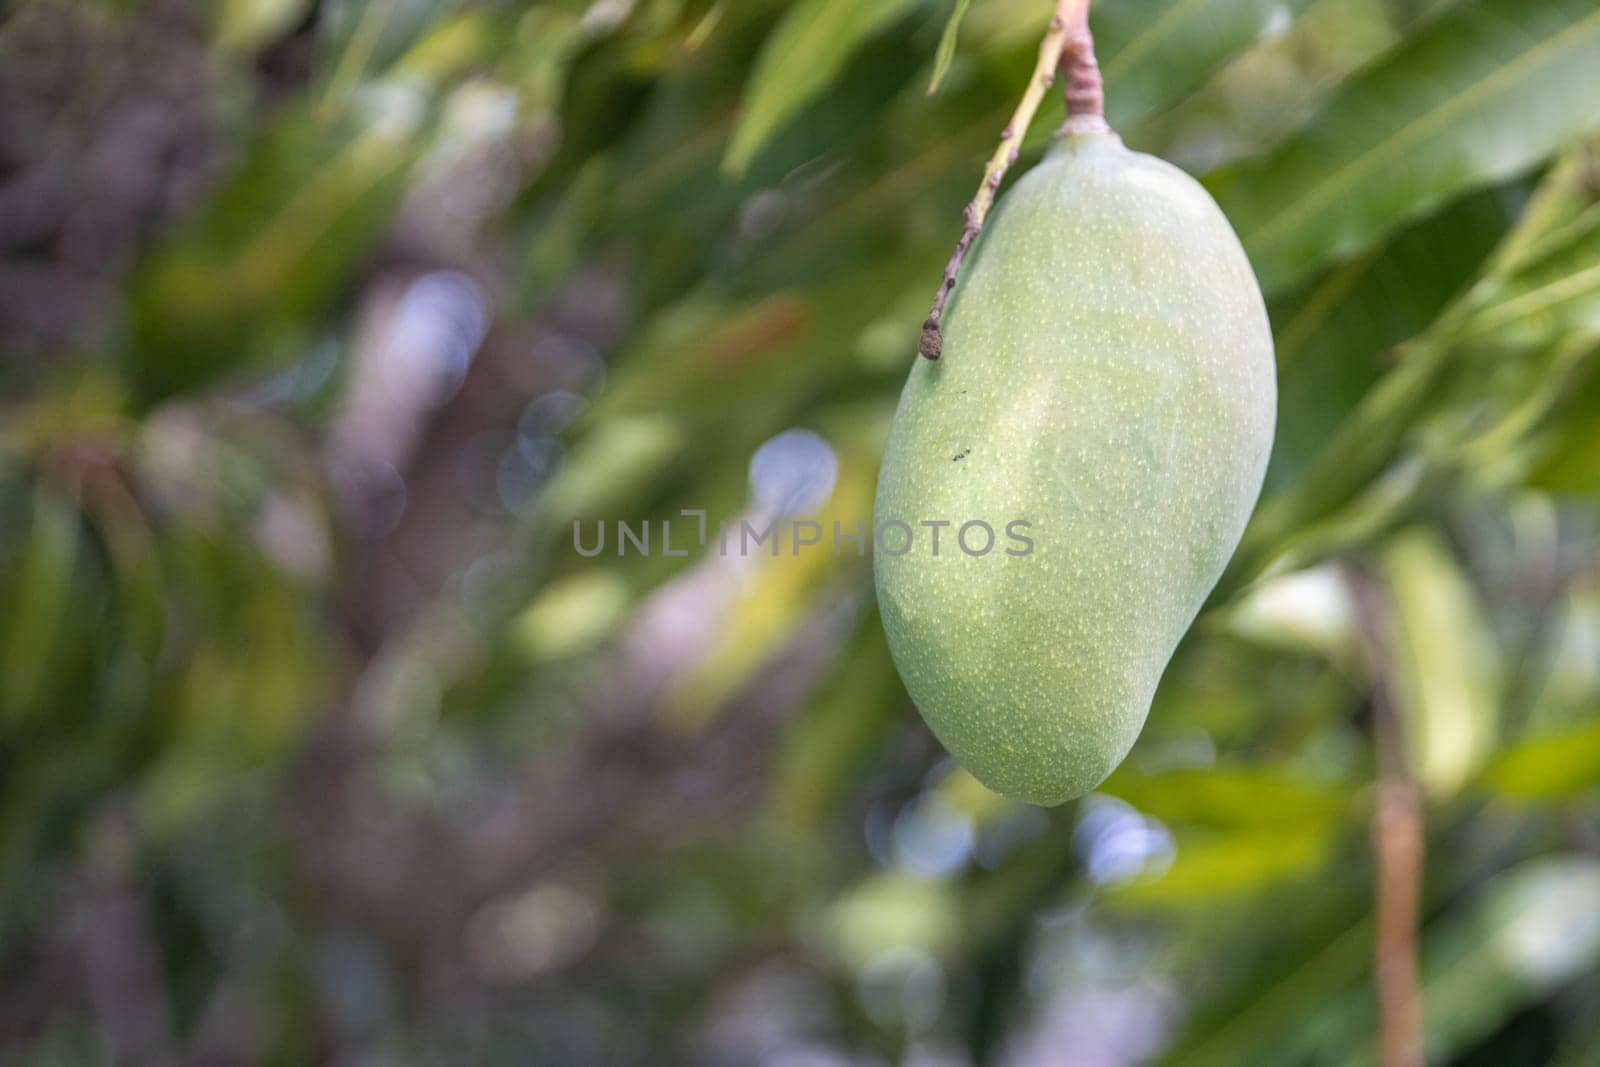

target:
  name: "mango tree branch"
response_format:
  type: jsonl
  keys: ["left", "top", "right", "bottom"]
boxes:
{"left": 1345, "top": 562, "right": 1426, "bottom": 1067}
{"left": 919, "top": 0, "right": 1099, "bottom": 360}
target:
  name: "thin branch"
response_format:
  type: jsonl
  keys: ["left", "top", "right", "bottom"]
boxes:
{"left": 1345, "top": 562, "right": 1425, "bottom": 1067}
{"left": 918, "top": 0, "right": 1101, "bottom": 360}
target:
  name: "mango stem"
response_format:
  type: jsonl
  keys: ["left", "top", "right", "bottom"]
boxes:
{"left": 1060, "top": 1, "right": 1107, "bottom": 132}
{"left": 918, "top": 0, "right": 1099, "bottom": 361}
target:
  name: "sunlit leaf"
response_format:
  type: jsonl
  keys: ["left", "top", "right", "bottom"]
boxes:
{"left": 826, "top": 872, "right": 962, "bottom": 968}
{"left": 1380, "top": 530, "right": 1500, "bottom": 796}
{"left": 1483, "top": 716, "right": 1600, "bottom": 799}
{"left": 516, "top": 572, "right": 632, "bottom": 663}
{"left": 213, "top": 0, "right": 312, "bottom": 53}
{"left": 1111, "top": 828, "right": 1334, "bottom": 905}
{"left": 1102, "top": 765, "right": 1355, "bottom": 830}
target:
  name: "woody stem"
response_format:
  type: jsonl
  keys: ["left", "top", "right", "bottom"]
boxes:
{"left": 918, "top": 0, "right": 1101, "bottom": 360}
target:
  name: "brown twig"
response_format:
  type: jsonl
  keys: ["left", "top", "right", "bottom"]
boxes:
{"left": 918, "top": 0, "right": 1102, "bottom": 360}
{"left": 1345, "top": 562, "right": 1425, "bottom": 1067}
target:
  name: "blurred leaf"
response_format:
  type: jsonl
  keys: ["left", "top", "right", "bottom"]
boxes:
{"left": 128, "top": 107, "right": 423, "bottom": 406}
{"left": 1260, "top": 856, "right": 1600, "bottom": 1066}
{"left": 1480, "top": 138, "right": 1600, "bottom": 275}
{"left": 1444, "top": 338, "right": 1600, "bottom": 486}
{"left": 1380, "top": 529, "right": 1500, "bottom": 796}
{"left": 1223, "top": 562, "right": 1357, "bottom": 659}
{"left": 1447, "top": 137, "right": 1600, "bottom": 326}
{"left": 1155, "top": 871, "right": 1376, "bottom": 1067}
{"left": 516, "top": 572, "right": 632, "bottom": 663}
{"left": 1097, "top": 0, "right": 1315, "bottom": 131}
{"left": 826, "top": 872, "right": 961, "bottom": 968}
{"left": 391, "top": 9, "right": 504, "bottom": 86}
{"left": 12, "top": 0, "right": 1600, "bottom": 1056}
{"left": 0, "top": 491, "right": 80, "bottom": 726}
{"left": 1225, "top": 333, "right": 1454, "bottom": 593}
{"left": 1265, "top": 185, "right": 1514, "bottom": 493}
{"left": 508, "top": 6, "right": 592, "bottom": 117}
{"left": 213, "top": 0, "right": 312, "bottom": 53}
{"left": 1102, "top": 765, "right": 1354, "bottom": 830}
{"left": 1454, "top": 209, "right": 1600, "bottom": 351}
{"left": 927, "top": 0, "right": 972, "bottom": 93}
{"left": 1224, "top": 137, "right": 1600, "bottom": 592}
{"left": 666, "top": 452, "right": 874, "bottom": 726}
{"left": 1112, "top": 828, "right": 1334, "bottom": 905}
{"left": 536, "top": 415, "right": 688, "bottom": 526}
{"left": 1527, "top": 395, "right": 1600, "bottom": 493}
{"left": 142, "top": 539, "right": 323, "bottom": 832}
{"left": 318, "top": 0, "right": 447, "bottom": 97}
{"left": 1210, "top": 0, "right": 1600, "bottom": 293}
{"left": 723, "top": 0, "right": 921, "bottom": 177}
{"left": 1404, "top": 858, "right": 1600, "bottom": 1063}
{"left": 77, "top": 468, "right": 167, "bottom": 672}
{"left": 1483, "top": 715, "right": 1600, "bottom": 799}
{"left": 769, "top": 614, "right": 904, "bottom": 828}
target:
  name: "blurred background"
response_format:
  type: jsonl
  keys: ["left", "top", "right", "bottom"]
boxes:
{"left": 3, "top": 0, "right": 1600, "bottom": 1063}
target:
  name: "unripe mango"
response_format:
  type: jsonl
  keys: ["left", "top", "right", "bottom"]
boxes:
{"left": 875, "top": 130, "right": 1275, "bottom": 806}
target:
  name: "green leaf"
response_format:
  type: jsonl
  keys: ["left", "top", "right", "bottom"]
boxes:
{"left": 127, "top": 107, "right": 422, "bottom": 406}
{"left": 1226, "top": 332, "right": 1454, "bottom": 590}
{"left": 1483, "top": 716, "right": 1600, "bottom": 799}
{"left": 1223, "top": 142, "right": 1600, "bottom": 589}
{"left": 1380, "top": 530, "right": 1500, "bottom": 797}
{"left": 770, "top": 617, "right": 903, "bottom": 828}
{"left": 926, "top": 0, "right": 972, "bottom": 94}
{"left": 1526, "top": 390, "right": 1600, "bottom": 494}
{"left": 1265, "top": 185, "right": 1515, "bottom": 493}
{"left": 1404, "top": 859, "right": 1600, "bottom": 1062}
{"left": 1096, "top": 0, "right": 1316, "bottom": 131}
{"left": 535, "top": 415, "right": 688, "bottom": 527}
{"left": 723, "top": 0, "right": 921, "bottom": 177}
{"left": 1111, "top": 828, "right": 1334, "bottom": 905}
{"left": 1210, "top": 0, "right": 1600, "bottom": 293}
{"left": 1102, "top": 765, "right": 1354, "bottom": 831}
{"left": 0, "top": 492, "right": 80, "bottom": 726}
{"left": 214, "top": 0, "right": 313, "bottom": 53}
{"left": 1454, "top": 206, "right": 1600, "bottom": 350}
{"left": 1479, "top": 138, "right": 1600, "bottom": 275}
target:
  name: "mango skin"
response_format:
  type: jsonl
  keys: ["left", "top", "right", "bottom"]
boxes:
{"left": 874, "top": 131, "right": 1275, "bottom": 806}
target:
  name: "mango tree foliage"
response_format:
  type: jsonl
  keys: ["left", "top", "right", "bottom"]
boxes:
{"left": 1, "top": 0, "right": 1598, "bottom": 1062}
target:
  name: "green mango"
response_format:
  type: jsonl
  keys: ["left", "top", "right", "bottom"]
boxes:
{"left": 874, "top": 130, "right": 1275, "bottom": 806}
